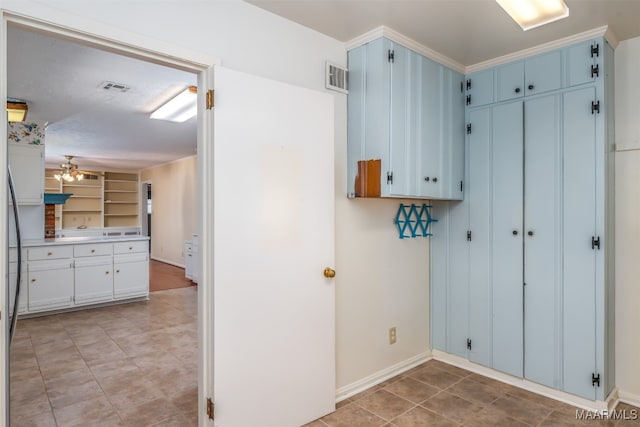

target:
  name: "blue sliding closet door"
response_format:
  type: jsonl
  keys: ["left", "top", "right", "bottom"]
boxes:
{"left": 562, "top": 87, "right": 597, "bottom": 399}
{"left": 524, "top": 94, "right": 562, "bottom": 389}
{"left": 491, "top": 101, "right": 524, "bottom": 377}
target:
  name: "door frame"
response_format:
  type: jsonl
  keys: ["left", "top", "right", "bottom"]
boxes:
{"left": 0, "top": 9, "right": 219, "bottom": 426}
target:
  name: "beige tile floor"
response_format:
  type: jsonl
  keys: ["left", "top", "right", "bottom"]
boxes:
{"left": 10, "top": 287, "right": 198, "bottom": 427}
{"left": 309, "top": 360, "right": 640, "bottom": 427}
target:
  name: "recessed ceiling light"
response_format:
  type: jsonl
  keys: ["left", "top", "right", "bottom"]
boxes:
{"left": 496, "top": 0, "right": 569, "bottom": 31}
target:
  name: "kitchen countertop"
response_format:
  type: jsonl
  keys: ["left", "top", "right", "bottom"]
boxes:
{"left": 16, "top": 235, "right": 149, "bottom": 247}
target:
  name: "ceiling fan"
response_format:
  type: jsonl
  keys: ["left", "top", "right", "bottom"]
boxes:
{"left": 53, "top": 155, "right": 99, "bottom": 182}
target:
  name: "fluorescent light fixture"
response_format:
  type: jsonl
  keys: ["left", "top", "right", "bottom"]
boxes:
{"left": 496, "top": 0, "right": 569, "bottom": 31}
{"left": 7, "top": 101, "right": 28, "bottom": 122}
{"left": 150, "top": 86, "right": 197, "bottom": 123}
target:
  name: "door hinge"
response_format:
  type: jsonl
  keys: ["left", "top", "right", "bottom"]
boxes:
{"left": 206, "top": 397, "right": 215, "bottom": 420}
{"left": 467, "top": 338, "right": 472, "bottom": 350}
{"left": 591, "top": 100, "right": 600, "bottom": 114}
{"left": 592, "top": 236, "right": 601, "bottom": 250}
{"left": 591, "top": 64, "right": 600, "bottom": 78}
{"left": 591, "top": 43, "right": 600, "bottom": 58}
{"left": 466, "top": 230, "right": 472, "bottom": 241}
{"left": 466, "top": 79, "right": 471, "bottom": 91}
{"left": 387, "top": 171, "right": 393, "bottom": 185}
{"left": 460, "top": 181, "right": 463, "bottom": 192}
{"left": 206, "top": 90, "right": 214, "bottom": 110}
{"left": 466, "top": 123, "right": 472, "bottom": 134}
{"left": 466, "top": 95, "right": 471, "bottom": 106}
{"left": 388, "top": 49, "right": 395, "bottom": 63}
{"left": 592, "top": 373, "right": 601, "bottom": 387}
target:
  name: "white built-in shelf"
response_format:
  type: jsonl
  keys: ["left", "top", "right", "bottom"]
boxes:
{"left": 69, "top": 196, "right": 102, "bottom": 199}
{"left": 104, "top": 179, "right": 138, "bottom": 183}
{"left": 104, "top": 201, "right": 138, "bottom": 204}
{"left": 63, "top": 184, "right": 102, "bottom": 188}
{"left": 104, "top": 214, "right": 137, "bottom": 217}
{"left": 62, "top": 209, "right": 103, "bottom": 212}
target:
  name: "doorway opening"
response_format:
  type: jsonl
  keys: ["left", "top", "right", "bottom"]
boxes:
{"left": 4, "top": 16, "right": 214, "bottom": 426}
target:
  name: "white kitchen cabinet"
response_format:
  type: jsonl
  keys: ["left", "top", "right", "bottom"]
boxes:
{"left": 8, "top": 142, "right": 44, "bottom": 205}
{"left": 28, "top": 259, "right": 74, "bottom": 312}
{"left": 9, "top": 258, "right": 28, "bottom": 315}
{"left": 74, "top": 255, "right": 113, "bottom": 305}
{"left": 114, "top": 252, "right": 149, "bottom": 299}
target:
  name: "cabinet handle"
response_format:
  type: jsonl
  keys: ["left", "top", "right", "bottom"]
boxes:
{"left": 91, "top": 249, "right": 95, "bottom": 253}
{"left": 116, "top": 269, "right": 120, "bottom": 273}
{"left": 528, "top": 230, "right": 534, "bottom": 236}
{"left": 424, "top": 177, "right": 430, "bottom": 182}
{"left": 47, "top": 252, "right": 52, "bottom": 256}
{"left": 513, "top": 230, "right": 518, "bottom": 235}
{"left": 105, "top": 271, "right": 109, "bottom": 275}
{"left": 188, "top": 254, "right": 192, "bottom": 257}
{"left": 433, "top": 177, "right": 438, "bottom": 183}
{"left": 515, "top": 87, "right": 521, "bottom": 93}
{"left": 129, "top": 247, "right": 133, "bottom": 250}
{"left": 31, "top": 278, "right": 36, "bottom": 283}
{"left": 528, "top": 84, "right": 535, "bottom": 91}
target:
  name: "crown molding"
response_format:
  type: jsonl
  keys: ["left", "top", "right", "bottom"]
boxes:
{"left": 345, "top": 25, "right": 466, "bottom": 74}
{"left": 346, "top": 25, "right": 618, "bottom": 75}
{"left": 466, "top": 26, "right": 612, "bottom": 73}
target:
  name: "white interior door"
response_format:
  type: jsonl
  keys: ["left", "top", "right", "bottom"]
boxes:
{"left": 213, "top": 66, "right": 335, "bottom": 427}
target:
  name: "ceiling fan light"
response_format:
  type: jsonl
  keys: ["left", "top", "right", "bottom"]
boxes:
{"left": 54, "top": 173, "right": 62, "bottom": 181}
{"left": 77, "top": 174, "right": 84, "bottom": 181}
{"left": 496, "top": 0, "right": 569, "bottom": 31}
{"left": 150, "top": 86, "right": 197, "bottom": 123}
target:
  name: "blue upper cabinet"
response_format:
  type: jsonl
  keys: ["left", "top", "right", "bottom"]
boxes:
{"left": 466, "top": 69, "right": 494, "bottom": 107}
{"left": 566, "top": 39, "right": 600, "bottom": 88}
{"left": 497, "top": 61, "right": 524, "bottom": 102}
{"left": 347, "top": 38, "right": 465, "bottom": 200}
{"left": 525, "top": 50, "right": 562, "bottom": 95}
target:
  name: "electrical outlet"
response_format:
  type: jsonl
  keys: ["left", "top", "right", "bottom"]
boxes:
{"left": 389, "top": 327, "right": 397, "bottom": 345}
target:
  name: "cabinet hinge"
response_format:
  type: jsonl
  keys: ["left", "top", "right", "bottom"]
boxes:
{"left": 460, "top": 81, "right": 463, "bottom": 93}
{"left": 387, "top": 171, "right": 393, "bottom": 184}
{"left": 388, "top": 49, "right": 395, "bottom": 63}
{"left": 467, "top": 338, "right": 472, "bottom": 350}
{"left": 592, "top": 373, "right": 601, "bottom": 387}
{"left": 592, "top": 236, "right": 601, "bottom": 250}
{"left": 466, "top": 230, "right": 472, "bottom": 241}
{"left": 591, "top": 100, "right": 600, "bottom": 115}
{"left": 206, "top": 397, "right": 215, "bottom": 420}
{"left": 206, "top": 90, "right": 214, "bottom": 110}
{"left": 466, "top": 95, "right": 471, "bottom": 106}
{"left": 466, "top": 123, "right": 472, "bottom": 134}
{"left": 466, "top": 79, "right": 471, "bottom": 91}
{"left": 591, "top": 43, "right": 600, "bottom": 58}
{"left": 591, "top": 64, "right": 600, "bottom": 79}
{"left": 460, "top": 181, "right": 463, "bottom": 192}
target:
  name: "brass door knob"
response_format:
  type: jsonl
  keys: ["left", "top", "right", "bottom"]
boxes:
{"left": 323, "top": 267, "right": 336, "bottom": 279}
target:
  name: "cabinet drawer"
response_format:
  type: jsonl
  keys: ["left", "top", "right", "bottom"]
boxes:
{"left": 114, "top": 253, "right": 148, "bottom": 264}
{"left": 28, "top": 259, "right": 74, "bottom": 272}
{"left": 113, "top": 241, "right": 147, "bottom": 254}
{"left": 28, "top": 245, "right": 73, "bottom": 261}
{"left": 74, "top": 243, "right": 113, "bottom": 257}
{"left": 74, "top": 255, "right": 112, "bottom": 268}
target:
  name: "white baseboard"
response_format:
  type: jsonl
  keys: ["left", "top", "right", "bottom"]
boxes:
{"left": 335, "top": 351, "right": 432, "bottom": 402}
{"left": 432, "top": 350, "right": 610, "bottom": 412}
{"left": 151, "top": 256, "right": 185, "bottom": 269}
{"left": 618, "top": 389, "right": 640, "bottom": 408}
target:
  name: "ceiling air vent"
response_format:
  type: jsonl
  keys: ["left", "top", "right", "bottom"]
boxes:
{"left": 325, "top": 62, "right": 348, "bottom": 94}
{"left": 100, "top": 81, "right": 130, "bottom": 92}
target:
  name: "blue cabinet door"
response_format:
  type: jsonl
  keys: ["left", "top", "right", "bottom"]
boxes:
{"left": 418, "top": 55, "right": 442, "bottom": 198}
{"left": 566, "top": 40, "right": 597, "bottom": 88}
{"left": 525, "top": 50, "right": 562, "bottom": 96}
{"left": 562, "top": 87, "right": 597, "bottom": 400}
{"left": 468, "top": 107, "right": 491, "bottom": 366}
{"left": 440, "top": 68, "right": 465, "bottom": 200}
{"left": 491, "top": 101, "right": 524, "bottom": 378}
{"left": 430, "top": 201, "right": 449, "bottom": 352}
{"left": 497, "top": 61, "right": 525, "bottom": 102}
{"left": 467, "top": 69, "right": 494, "bottom": 107}
{"left": 389, "top": 42, "right": 412, "bottom": 197}
{"left": 523, "top": 94, "right": 562, "bottom": 389}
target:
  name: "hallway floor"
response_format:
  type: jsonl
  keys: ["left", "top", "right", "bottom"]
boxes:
{"left": 10, "top": 286, "right": 198, "bottom": 426}
{"left": 308, "top": 360, "right": 639, "bottom": 427}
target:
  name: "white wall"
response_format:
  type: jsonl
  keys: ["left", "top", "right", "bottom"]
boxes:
{"left": 615, "top": 36, "right": 640, "bottom": 400}
{"left": 141, "top": 156, "right": 198, "bottom": 266}
{"left": 3, "top": 0, "right": 431, "bottom": 391}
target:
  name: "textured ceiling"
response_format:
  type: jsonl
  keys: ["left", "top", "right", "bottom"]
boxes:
{"left": 245, "top": 0, "right": 640, "bottom": 66}
{"left": 7, "top": 26, "right": 197, "bottom": 172}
